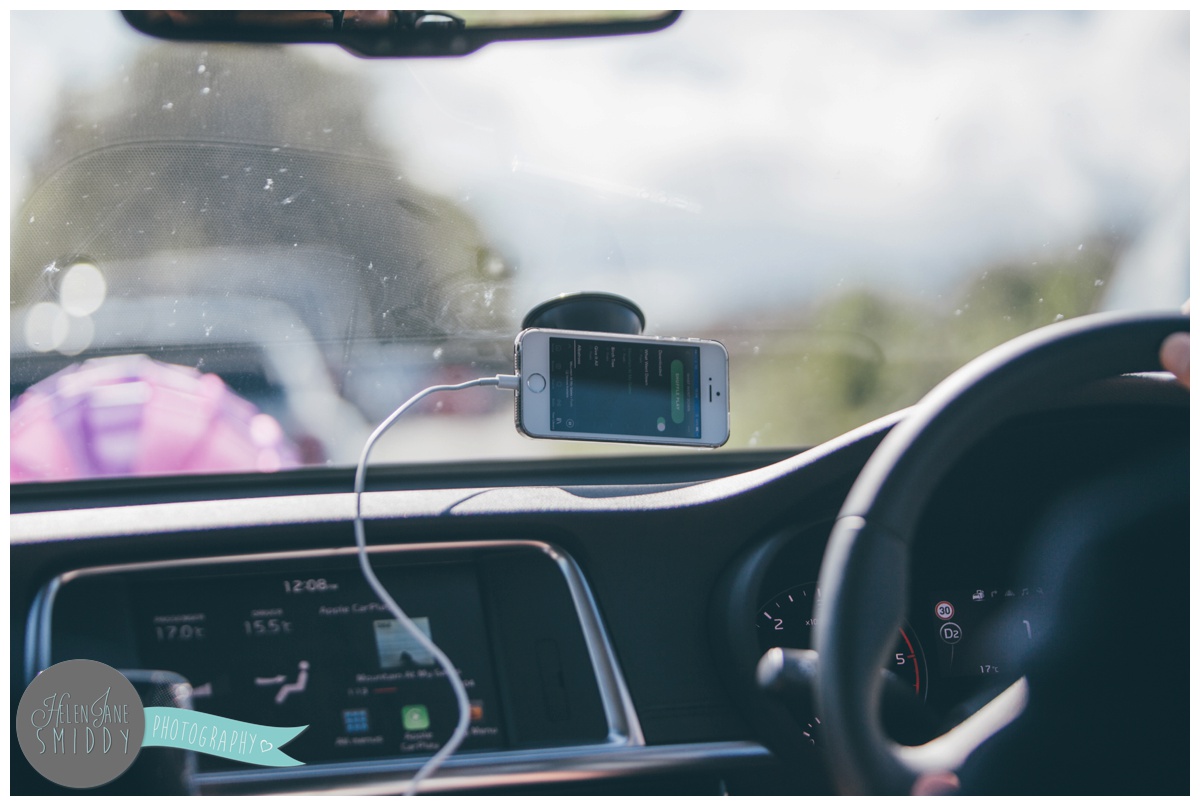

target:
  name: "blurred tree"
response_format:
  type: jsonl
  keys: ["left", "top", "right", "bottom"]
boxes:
{"left": 11, "top": 41, "right": 513, "bottom": 357}
{"left": 723, "top": 240, "right": 1120, "bottom": 449}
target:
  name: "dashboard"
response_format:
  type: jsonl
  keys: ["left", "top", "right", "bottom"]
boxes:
{"left": 33, "top": 544, "right": 622, "bottom": 777}
{"left": 10, "top": 374, "right": 1188, "bottom": 795}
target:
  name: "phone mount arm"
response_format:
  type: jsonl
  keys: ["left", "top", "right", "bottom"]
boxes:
{"left": 522, "top": 292, "right": 646, "bottom": 335}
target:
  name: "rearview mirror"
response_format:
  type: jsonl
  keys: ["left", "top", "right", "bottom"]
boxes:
{"left": 122, "top": 10, "right": 682, "bottom": 57}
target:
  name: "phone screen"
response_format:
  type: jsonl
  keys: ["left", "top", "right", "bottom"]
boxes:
{"left": 548, "top": 336, "right": 702, "bottom": 439}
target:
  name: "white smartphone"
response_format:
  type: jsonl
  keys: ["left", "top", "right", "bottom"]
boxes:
{"left": 514, "top": 328, "right": 730, "bottom": 448}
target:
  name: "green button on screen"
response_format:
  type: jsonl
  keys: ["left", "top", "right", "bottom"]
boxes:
{"left": 670, "top": 360, "right": 685, "bottom": 424}
{"left": 402, "top": 704, "right": 430, "bottom": 731}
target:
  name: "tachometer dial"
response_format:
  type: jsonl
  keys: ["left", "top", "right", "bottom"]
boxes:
{"left": 757, "top": 582, "right": 927, "bottom": 701}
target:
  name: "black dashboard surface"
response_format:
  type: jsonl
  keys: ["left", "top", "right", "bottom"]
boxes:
{"left": 10, "top": 376, "right": 1187, "bottom": 795}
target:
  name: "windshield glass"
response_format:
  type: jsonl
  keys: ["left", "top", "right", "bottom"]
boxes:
{"left": 11, "top": 11, "right": 1189, "bottom": 481}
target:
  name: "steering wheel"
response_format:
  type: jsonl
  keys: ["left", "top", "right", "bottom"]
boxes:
{"left": 812, "top": 310, "right": 1189, "bottom": 795}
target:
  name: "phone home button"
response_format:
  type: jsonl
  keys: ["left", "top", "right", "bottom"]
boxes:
{"left": 526, "top": 373, "right": 547, "bottom": 393}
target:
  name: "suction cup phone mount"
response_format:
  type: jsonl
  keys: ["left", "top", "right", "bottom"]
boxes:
{"left": 522, "top": 292, "right": 646, "bottom": 335}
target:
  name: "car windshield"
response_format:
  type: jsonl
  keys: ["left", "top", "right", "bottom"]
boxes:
{"left": 10, "top": 11, "right": 1188, "bottom": 481}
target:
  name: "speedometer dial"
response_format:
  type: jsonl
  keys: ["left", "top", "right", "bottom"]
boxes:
{"left": 757, "top": 582, "right": 927, "bottom": 701}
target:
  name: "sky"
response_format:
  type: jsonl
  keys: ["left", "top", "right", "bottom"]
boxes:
{"left": 6, "top": 10, "right": 1192, "bottom": 463}
{"left": 11, "top": 11, "right": 1190, "bottom": 329}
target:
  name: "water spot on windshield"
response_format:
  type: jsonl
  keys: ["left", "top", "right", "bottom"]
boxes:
{"left": 60, "top": 263, "right": 106, "bottom": 317}
{"left": 263, "top": 178, "right": 274, "bottom": 191}
{"left": 197, "top": 64, "right": 206, "bottom": 74}
{"left": 1093, "top": 279, "right": 1104, "bottom": 287}
{"left": 432, "top": 347, "right": 444, "bottom": 360}
{"left": 481, "top": 253, "right": 505, "bottom": 278}
{"left": 56, "top": 312, "right": 94, "bottom": 356}
{"left": 161, "top": 102, "right": 174, "bottom": 110}
{"left": 201, "top": 87, "right": 211, "bottom": 95}
{"left": 24, "top": 303, "right": 64, "bottom": 352}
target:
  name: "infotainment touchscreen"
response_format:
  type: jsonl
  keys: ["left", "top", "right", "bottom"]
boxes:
{"left": 128, "top": 562, "right": 505, "bottom": 769}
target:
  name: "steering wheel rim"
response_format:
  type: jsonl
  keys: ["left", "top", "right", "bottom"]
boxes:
{"left": 812, "top": 309, "right": 1189, "bottom": 795}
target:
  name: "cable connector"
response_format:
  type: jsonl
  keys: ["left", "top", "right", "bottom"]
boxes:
{"left": 494, "top": 373, "right": 521, "bottom": 391}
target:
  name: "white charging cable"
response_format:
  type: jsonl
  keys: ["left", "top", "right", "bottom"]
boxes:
{"left": 352, "top": 373, "right": 521, "bottom": 795}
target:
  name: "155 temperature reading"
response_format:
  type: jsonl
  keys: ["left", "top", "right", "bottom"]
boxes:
{"left": 244, "top": 618, "right": 293, "bottom": 636}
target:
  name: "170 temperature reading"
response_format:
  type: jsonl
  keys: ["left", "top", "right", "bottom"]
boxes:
{"left": 155, "top": 624, "right": 205, "bottom": 642}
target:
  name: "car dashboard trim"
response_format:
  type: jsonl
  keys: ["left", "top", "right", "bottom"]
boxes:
{"left": 197, "top": 740, "right": 773, "bottom": 795}
{"left": 27, "top": 539, "right": 653, "bottom": 792}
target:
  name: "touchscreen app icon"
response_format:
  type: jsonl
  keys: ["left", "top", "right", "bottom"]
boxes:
{"left": 342, "top": 708, "right": 370, "bottom": 734}
{"left": 402, "top": 705, "right": 430, "bottom": 731}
